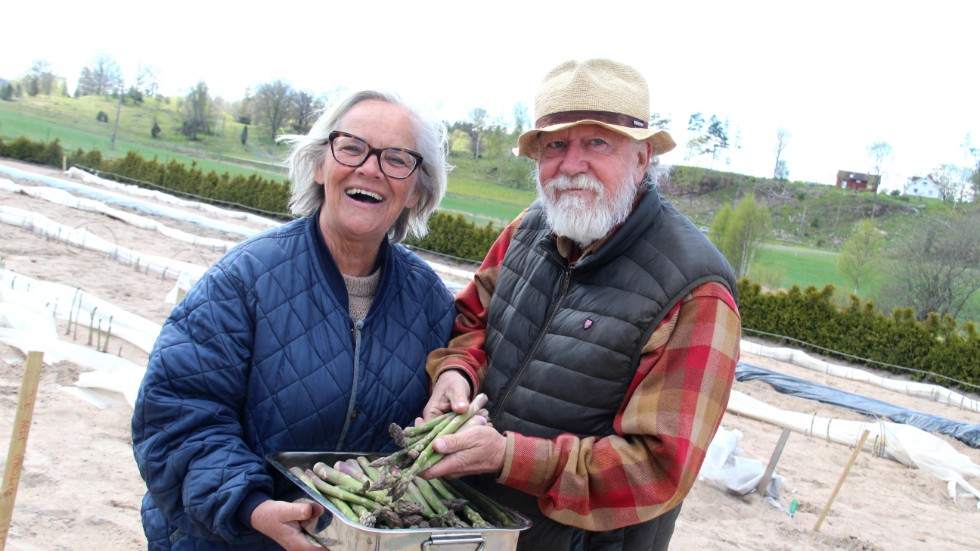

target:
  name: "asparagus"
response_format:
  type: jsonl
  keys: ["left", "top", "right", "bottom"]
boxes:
{"left": 304, "top": 469, "right": 384, "bottom": 511}
{"left": 313, "top": 462, "right": 392, "bottom": 504}
{"left": 286, "top": 393, "right": 515, "bottom": 530}
{"left": 445, "top": 478, "right": 521, "bottom": 528}
{"left": 428, "top": 477, "right": 492, "bottom": 528}
{"left": 355, "top": 456, "right": 381, "bottom": 483}
{"left": 411, "top": 477, "right": 469, "bottom": 528}
{"left": 387, "top": 394, "right": 489, "bottom": 500}
{"left": 289, "top": 466, "right": 323, "bottom": 496}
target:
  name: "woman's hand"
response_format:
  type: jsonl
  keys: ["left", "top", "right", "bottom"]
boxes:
{"left": 422, "top": 369, "right": 472, "bottom": 420}
{"left": 251, "top": 499, "right": 325, "bottom": 550}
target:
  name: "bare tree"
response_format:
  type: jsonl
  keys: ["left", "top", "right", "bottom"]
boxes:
{"left": 26, "top": 59, "right": 57, "bottom": 96}
{"left": 962, "top": 133, "right": 980, "bottom": 202}
{"left": 931, "top": 163, "right": 970, "bottom": 201}
{"left": 867, "top": 141, "right": 893, "bottom": 178}
{"left": 469, "top": 107, "right": 488, "bottom": 159}
{"left": 132, "top": 63, "right": 159, "bottom": 102}
{"left": 75, "top": 51, "right": 123, "bottom": 97}
{"left": 773, "top": 128, "right": 790, "bottom": 180}
{"left": 878, "top": 213, "right": 980, "bottom": 320}
{"left": 181, "top": 81, "right": 213, "bottom": 140}
{"left": 513, "top": 102, "right": 530, "bottom": 135}
{"left": 254, "top": 80, "right": 294, "bottom": 140}
{"left": 291, "top": 90, "right": 320, "bottom": 135}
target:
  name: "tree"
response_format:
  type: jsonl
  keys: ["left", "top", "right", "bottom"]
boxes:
{"left": 649, "top": 112, "right": 671, "bottom": 130}
{"left": 685, "top": 113, "right": 729, "bottom": 164}
{"left": 253, "top": 80, "right": 294, "bottom": 140}
{"left": 468, "top": 108, "right": 488, "bottom": 159}
{"left": 181, "top": 81, "right": 213, "bottom": 140}
{"left": 773, "top": 128, "right": 790, "bottom": 180}
{"left": 512, "top": 102, "right": 529, "bottom": 135}
{"left": 878, "top": 213, "right": 980, "bottom": 321}
{"left": 151, "top": 119, "right": 161, "bottom": 138}
{"left": 234, "top": 87, "right": 253, "bottom": 125}
{"left": 710, "top": 194, "right": 771, "bottom": 278}
{"left": 837, "top": 220, "right": 883, "bottom": 294}
{"left": 931, "top": 164, "right": 971, "bottom": 202}
{"left": 705, "top": 115, "right": 730, "bottom": 161}
{"left": 685, "top": 112, "right": 707, "bottom": 160}
{"left": 867, "top": 141, "right": 892, "bottom": 178}
{"left": 26, "top": 59, "right": 57, "bottom": 96}
{"left": 962, "top": 133, "right": 980, "bottom": 202}
{"left": 130, "top": 64, "right": 159, "bottom": 103}
{"left": 291, "top": 90, "right": 320, "bottom": 135}
{"left": 75, "top": 51, "right": 123, "bottom": 97}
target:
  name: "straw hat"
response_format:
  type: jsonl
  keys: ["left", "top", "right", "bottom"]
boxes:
{"left": 517, "top": 58, "right": 676, "bottom": 159}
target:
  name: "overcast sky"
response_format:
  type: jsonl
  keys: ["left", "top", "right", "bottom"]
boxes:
{"left": 4, "top": 1, "right": 978, "bottom": 190}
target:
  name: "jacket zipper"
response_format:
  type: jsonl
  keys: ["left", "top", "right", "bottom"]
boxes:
{"left": 337, "top": 319, "right": 363, "bottom": 449}
{"left": 489, "top": 265, "right": 571, "bottom": 421}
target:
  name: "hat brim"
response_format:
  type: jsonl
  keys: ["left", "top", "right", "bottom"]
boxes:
{"left": 517, "top": 120, "right": 676, "bottom": 159}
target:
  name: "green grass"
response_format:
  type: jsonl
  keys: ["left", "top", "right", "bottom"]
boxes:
{"left": 756, "top": 243, "right": 843, "bottom": 291}
{"left": 0, "top": 95, "right": 288, "bottom": 182}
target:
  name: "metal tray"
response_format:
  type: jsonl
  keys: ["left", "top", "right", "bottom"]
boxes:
{"left": 268, "top": 451, "right": 531, "bottom": 551}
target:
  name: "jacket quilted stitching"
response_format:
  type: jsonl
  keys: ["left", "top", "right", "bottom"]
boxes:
{"left": 132, "top": 214, "right": 455, "bottom": 549}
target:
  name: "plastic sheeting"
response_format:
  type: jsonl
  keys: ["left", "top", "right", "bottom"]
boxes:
{"left": 741, "top": 339, "right": 980, "bottom": 414}
{"left": 736, "top": 362, "right": 980, "bottom": 449}
{"left": 699, "top": 427, "right": 784, "bottom": 498}
{"left": 726, "top": 390, "right": 980, "bottom": 505}
{"left": 0, "top": 164, "right": 264, "bottom": 238}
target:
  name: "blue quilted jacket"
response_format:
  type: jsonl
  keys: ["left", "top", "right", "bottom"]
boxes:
{"left": 132, "top": 214, "right": 455, "bottom": 550}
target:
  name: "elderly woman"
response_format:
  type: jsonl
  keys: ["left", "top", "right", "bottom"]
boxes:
{"left": 132, "top": 90, "right": 456, "bottom": 550}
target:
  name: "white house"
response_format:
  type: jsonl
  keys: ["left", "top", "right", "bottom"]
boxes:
{"left": 903, "top": 176, "right": 942, "bottom": 199}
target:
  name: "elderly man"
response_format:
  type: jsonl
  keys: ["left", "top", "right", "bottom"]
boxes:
{"left": 422, "top": 58, "right": 741, "bottom": 551}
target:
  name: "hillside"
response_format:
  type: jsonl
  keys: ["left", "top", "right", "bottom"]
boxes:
{"left": 4, "top": 93, "right": 980, "bottom": 329}
{"left": 3, "top": 93, "right": 973, "bottom": 250}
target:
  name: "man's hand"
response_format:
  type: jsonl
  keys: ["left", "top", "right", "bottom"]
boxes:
{"left": 420, "top": 425, "right": 506, "bottom": 479}
{"left": 251, "top": 499, "right": 325, "bottom": 550}
{"left": 423, "top": 369, "right": 471, "bottom": 420}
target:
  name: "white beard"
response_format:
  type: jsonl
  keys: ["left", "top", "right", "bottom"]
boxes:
{"left": 537, "top": 173, "right": 638, "bottom": 247}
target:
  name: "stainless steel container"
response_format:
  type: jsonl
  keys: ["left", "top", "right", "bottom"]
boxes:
{"left": 268, "top": 451, "right": 531, "bottom": 551}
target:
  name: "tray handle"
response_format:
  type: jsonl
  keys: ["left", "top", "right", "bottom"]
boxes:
{"left": 421, "top": 532, "right": 485, "bottom": 550}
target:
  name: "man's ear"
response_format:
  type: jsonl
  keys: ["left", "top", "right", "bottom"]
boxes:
{"left": 633, "top": 141, "right": 653, "bottom": 180}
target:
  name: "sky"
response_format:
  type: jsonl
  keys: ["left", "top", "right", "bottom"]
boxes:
{"left": 4, "top": 1, "right": 978, "bottom": 191}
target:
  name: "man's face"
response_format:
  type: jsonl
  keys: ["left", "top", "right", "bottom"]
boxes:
{"left": 535, "top": 125, "right": 651, "bottom": 246}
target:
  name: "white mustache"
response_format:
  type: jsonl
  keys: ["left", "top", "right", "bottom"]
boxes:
{"left": 545, "top": 174, "right": 603, "bottom": 194}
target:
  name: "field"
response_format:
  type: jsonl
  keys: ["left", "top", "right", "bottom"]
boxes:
{"left": 1, "top": 159, "right": 978, "bottom": 550}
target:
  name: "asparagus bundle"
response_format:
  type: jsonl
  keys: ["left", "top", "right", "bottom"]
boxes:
{"left": 287, "top": 393, "right": 517, "bottom": 530}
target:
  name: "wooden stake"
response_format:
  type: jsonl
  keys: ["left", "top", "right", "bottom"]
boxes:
{"left": 813, "top": 429, "right": 870, "bottom": 532}
{"left": 0, "top": 351, "right": 44, "bottom": 550}
{"left": 757, "top": 428, "right": 792, "bottom": 496}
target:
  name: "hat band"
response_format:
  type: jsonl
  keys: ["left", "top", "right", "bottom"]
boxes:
{"left": 535, "top": 110, "right": 648, "bottom": 130}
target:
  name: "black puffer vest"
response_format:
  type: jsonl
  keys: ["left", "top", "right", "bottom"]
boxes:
{"left": 484, "top": 187, "right": 737, "bottom": 438}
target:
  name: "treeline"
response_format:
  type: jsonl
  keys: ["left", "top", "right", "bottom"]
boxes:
{"left": 1, "top": 136, "right": 977, "bottom": 388}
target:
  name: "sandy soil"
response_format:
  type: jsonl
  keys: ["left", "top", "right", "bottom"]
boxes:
{"left": 1, "top": 159, "right": 977, "bottom": 550}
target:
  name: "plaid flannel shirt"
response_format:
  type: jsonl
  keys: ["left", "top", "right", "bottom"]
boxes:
{"left": 426, "top": 210, "right": 741, "bottom": 531}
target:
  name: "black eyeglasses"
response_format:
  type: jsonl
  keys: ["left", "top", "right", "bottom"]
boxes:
{"left": 327, "top": 131, "right": 424, "bottom": 179}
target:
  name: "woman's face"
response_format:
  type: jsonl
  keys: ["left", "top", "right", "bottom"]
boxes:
{"left": 315, "top": 100, "right": 421, "bottom": 247}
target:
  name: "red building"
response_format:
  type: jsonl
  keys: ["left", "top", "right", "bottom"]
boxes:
{"left": 835, "top": 170, "right": 881, "bottom": 192}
